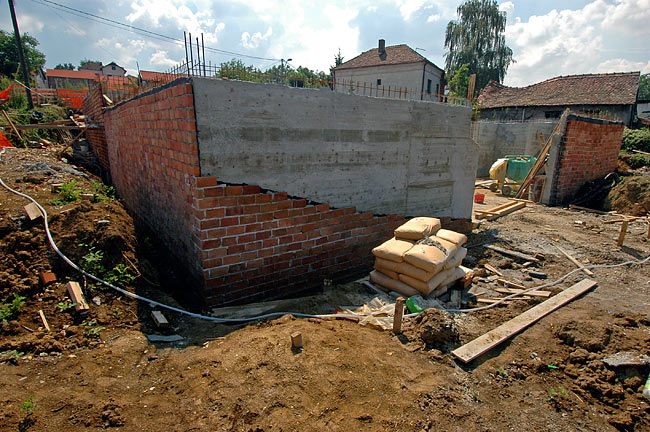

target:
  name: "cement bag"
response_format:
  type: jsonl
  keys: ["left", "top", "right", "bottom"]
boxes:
{"left": 403, "top": 237, "right": 458, "bottom": 272}
{"left": 370, "top": 270, "right": 420, "bottom": 297}
{"left": 394, "top": 217, "right": 441, "bottom": 240}
{"left": 396, "top": 261, "right": 436, "bottom": 283}
{"left": 442, "top": 266, "right": 467, "bottom": 287}
{"left": 372, "top": 238, "right": 414, "bottom": 263}
{"left": 436, "top": 229, "right": 468, "bottom": 246}
{"left": 399, "top": 267, "right": 455, "bottom": 296}
{"left": 443, "top": 247, "right": 468, "bottom": 270}
{"left": 374, "top": 257, "right": 401, "bottom": 273}
{"left": 373, "top": 262, "right": 399, "bottom": 280}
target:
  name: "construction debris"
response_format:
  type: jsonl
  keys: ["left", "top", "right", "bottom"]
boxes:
{"left": 486, "top": 245, "right": 540, "bottom": 263}
{"left": 66, "top": 281, "right": 89, "bottom": 312}
{"left": 474, "top": 200, "right": 526, "bottom": 221}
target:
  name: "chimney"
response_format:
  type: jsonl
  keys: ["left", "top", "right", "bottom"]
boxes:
{"left": 378, "top": 39, "right": 387, "bottom": 60}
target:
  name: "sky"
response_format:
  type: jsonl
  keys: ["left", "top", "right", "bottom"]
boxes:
{"left": 1, "top": 0, "right": 649, "bottom": 87}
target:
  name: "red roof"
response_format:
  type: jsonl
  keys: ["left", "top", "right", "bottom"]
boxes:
{"left": 139, "top": 70, "right": 173, "bottom": 82}
{"left": 478, "top": 72, "right": 640, "bottom": 108}
{"left": 46, "top": 69, "right": 97, "bottom": 79}
{"left": 335, "top": 44, "right": 442, "bottom": 71}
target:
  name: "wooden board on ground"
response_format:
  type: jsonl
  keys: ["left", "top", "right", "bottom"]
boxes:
{"left": 483, "top": 264, "right": 503, "bottom": 277}
{"left": 494, "top": 287, "right": 551, "bottom": 298}
{"left": 476, "top": 297, "right": 531, "bottom": 304}
{"left": 151, "top": 310, "right": 169, "bottom": 328}
{"left": 66, "top": 281, "right": 89, "bottom": 312}
{"left": 475, "top": 201, "right": 526, "bottom": 221}
{"left": 452, "top": 279, "right": 597, "bottom": 363}
{"left": 486, "top": 245, "right": 540, "bottom": 263}
{"left": 24, "top": 202, "right": 43, "bottom": 220}
{"left": 38, "top": 310, "right": 50, "bottom": 332}
{"left": 555, "top": 245, "right": 594, "bottom": 276}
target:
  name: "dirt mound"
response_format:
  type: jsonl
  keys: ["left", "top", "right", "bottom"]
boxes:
{"left": 405, "top": 309, "right": 459, "bottom": 350}
{"left": 555, "top": 320, "right": 612, "bottom": 352}
{"left": 604, "top": 175, "right": 650, "bottom": 216}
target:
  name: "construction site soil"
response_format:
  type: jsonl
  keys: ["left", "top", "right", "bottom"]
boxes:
{"left": 1, "top": 146, "right": 649, "bottom": 431}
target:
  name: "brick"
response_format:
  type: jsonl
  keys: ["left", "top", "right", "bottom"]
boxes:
{"left": 196, "top": 177, "right": 217, "bottom": 188}
{"left": 40, "top": 271, "right": 56, "bottom": 285}
{"left": 226, "top": 186, "right": 244, "bottom": 195}
{"left": 220, "top": 216, "right": 239, "bottom": 227}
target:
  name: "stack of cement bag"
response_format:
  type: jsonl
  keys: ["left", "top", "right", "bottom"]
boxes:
{"left": 369, "top": 217, "right": 470, "bottom": 298}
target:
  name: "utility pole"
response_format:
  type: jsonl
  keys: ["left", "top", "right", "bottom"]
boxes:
{"left": 8, "top": 0, "right": 33, "bottom": 109}
{"left": 280, "top": 58, "right": 292, "bottom": 83}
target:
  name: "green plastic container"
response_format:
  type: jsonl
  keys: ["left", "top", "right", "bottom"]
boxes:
{"left": 504, "top": 155, "right": 537, "bottom": 183}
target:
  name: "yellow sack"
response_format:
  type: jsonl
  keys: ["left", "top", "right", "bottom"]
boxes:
{"left": 372, "top": 238, "right": 414, "bottom": 263}
{"left": 370, "top": 270, "right": 419, "bottom": 297}
{"left": 374, "top": 257, "right": 401, "bottom": 273}
{"left": 436, "top": 229, "right": 468, "bottom": 246}
{"left": 399, "top": 267, "right": 455, "bottom": 296}
{"left": 373, "top": 263, "right": 399, "bottom": 280}
{"left": 397, "top": 261, "right": 436, "bottom": 282}
{"left": 394, "top": 217, "right": 441, "bottom": 240}
{"left": 443, "top": 247, "right": 468, "bottom": 270}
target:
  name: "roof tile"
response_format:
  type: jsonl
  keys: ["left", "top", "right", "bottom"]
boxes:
{"left": 478, "top": 72, "right": 640, "bottom": 108}
{"left": 335, "top": 44, "right": 441, "bottom": 71}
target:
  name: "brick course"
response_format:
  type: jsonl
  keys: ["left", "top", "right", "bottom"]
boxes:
{"left": 81, "top": 84, "right": 110, "bottom": 171}
{"left": 550, "top": 114, "right": 623, "bottom": 204}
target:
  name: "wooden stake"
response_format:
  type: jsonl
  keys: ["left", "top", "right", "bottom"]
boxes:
{"left": 617, "top": 220, "right": 629, "bottom": 246}
{"left": 291, "top": 332, "right": 303, "bottom": 349}
{"left": 38, "top": 310, "right": 50, "bottom": 332}
{"left": 393, "top": 297, "right": 405, "bottom": 334}
{"left": 66, "top": 281, "right": 89, "bottom": 312}
{"left": 483, "top": 264, "right": 503, "bottom": 277}
{"left": 151, "top": 310, "right": 169, "bottom": 328}
{"left": 23, "top": 202, "right": 43, "bottom": 220}
{"left": 1, "top": 109, "right": 23, "bottom": 144}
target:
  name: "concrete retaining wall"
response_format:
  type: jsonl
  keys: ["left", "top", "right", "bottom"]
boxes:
{"left": 471, "top": 120, "right": 557, "bottom": 177}
{"left": 193, "top": 78, "right": 477, "bottom": 219}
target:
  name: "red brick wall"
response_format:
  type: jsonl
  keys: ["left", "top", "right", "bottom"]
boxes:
{"left": 103, "top": 79, "right": 468, "bottom": 306}
{"left": 104, "top": 79, "right": 203, "bottom": 287}
{"left": 190, "top": 177, "right": 407, "bottom": 305}
{"left": 551, "top": 114, "right": 623, "bottom": 204}
{"left": 81, "top": 84, "right": 110, "bottom": 171}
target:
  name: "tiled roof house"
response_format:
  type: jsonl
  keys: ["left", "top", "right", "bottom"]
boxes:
{"left": 477, "top": 72, "right": 640, "bottom": 125}
{"left": 333, "top": 40, "right": 445, "bottom": 101}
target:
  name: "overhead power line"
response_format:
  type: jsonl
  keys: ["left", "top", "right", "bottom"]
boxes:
{"left": 28, "top": 0, "right": 280, "bottom": 62}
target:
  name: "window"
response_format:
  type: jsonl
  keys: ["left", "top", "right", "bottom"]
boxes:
{"left": 377, "top": 79, "right": 382, "bottom": 86}
{"left": 545, "top": 111, "right": 561, "bottom": 119}
{"left": 112, "top": 66, "right": 116, "bottom": 70}
{"left": 427, "top": 79, "right": 432, "bottom": 94}
{"left": 436, "top": 84, "right": 439, "bottom": 96}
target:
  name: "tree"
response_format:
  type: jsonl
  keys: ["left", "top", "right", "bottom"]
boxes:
{"left": 448, "top": 63, "right": 470, "bottom": 97}
{"left": 444, "top": 0, "right": 513, "bottom": 98}
{"left": 0, "top": 30, "right": 46, "bottom": 77}
{"left": 79, "top": 59, "right": 102, "bottom": 69}
{"left": 639, "top": 73, "right": 650, "bottom": 100}
{"left": 54, "top": 63, "right": 75, "bottom": 70}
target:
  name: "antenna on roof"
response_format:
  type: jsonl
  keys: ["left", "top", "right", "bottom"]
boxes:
{"left": 415, "top": 47, "right": 426, "bottom": 51}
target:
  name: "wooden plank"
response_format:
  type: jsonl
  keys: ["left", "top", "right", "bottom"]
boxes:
{"left": 38, "top": 310, "right": 50, "bottom": 332}
{"left": 569, "top": 204, "right": 612, "bottom": 215}
{"left": 483, "top": 264, "right": 503, "bottom": 277}
{"left": 475, "top": 201, "right": 522, "bottom": 220}
{"left": 2, "top": 109, "right": 23, "bottom": 143}
{"left": 24, "top": 202, "right": 43, "bottom": 220}
{"left": 603, "top": 217, "right": 640, "bottom": 224}
{"left": 151, "top": 310, "right": 169, "bottom": 328}
{"left": 494, "top": 288, "right": 551, "bottom": 298}
{"left": 486, "top": 201, "right": 526, "bottom": 221}
{"left": 617, "top": 220, "right": 629, "bottom": 246}
{"left": 497, "top": 278, "right": 526, "bottom": 290}
{"left": 515, "top": 109, "right": 569, "bottom": 199}
{"left": 555, "top": 245, "right": 594, "bottom": 276}
{"left": 66, "top": 281, "right": 89, "bottom": 312}
{"left": 452, "top": 279, "right": 597, "bottom": 363}
{"left": 486, "top": 245, "right": 540, "bottom": 263}
{"left": 474, "top": 209, "right": 501, "bottom": 215}
{"left": 632, "top": 149, "right": 650, "bottom": 156}
{"left": 476, "top": 297, "right": 530, "bottom": 304}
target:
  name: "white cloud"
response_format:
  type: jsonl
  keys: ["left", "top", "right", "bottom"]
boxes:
{"left": 241, "top": 27, "right": 272, "bottom": 49}
{"left": 18, "top": 14, "right": 44, "bottom": 33}
{"left": 367, "top": 6, "right": 378, "bottom": 12}
{"left": 596, "top": 58, "right": 650, "bottom": 74}
{"left": 94, "top": 38, "right": 147, "bottom": 71}
{"left": 396, "top": 0, "right": 427, "bottom": 20}
{"left": 150, "top": 50, "right": 178, "bottom": 67}
{"left": 602, "top": 0, "right": 650, "bottom": 35}
{"left": 499, "top": 1, "right": 514, "bottom": 17}
{"left": 427, "top": 14, "right": 440, "bottom": 23}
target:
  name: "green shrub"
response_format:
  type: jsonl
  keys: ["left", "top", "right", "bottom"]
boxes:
{"left": 51, "top": 181, "right": 80, "bottom": 205}
{"left": 622, "top": 128, "right": 650, "bottom": 152}
{"left": 627, "top": 154, "right": 650, "bottom": 169}
{"left": 0, "top": 293, "right": 26, "bottom": 321}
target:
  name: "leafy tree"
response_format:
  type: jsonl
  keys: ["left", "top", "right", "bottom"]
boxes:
{"left": 639, "top": 73, "right": 650, "bottom": 100}
{"left": 54, "top": 63, "right": 75, "bottom": 70}
{"left": 444, "top": 0, "right": 513, "bottom": 97}
{"left": 79, "top": 59, "right": 102, "bottom": 69}
{"left": 218, "top": 58, "right": 262, "bottom": 81}
{"left": 0, "top": 30, "right": 46, "bottom": 77}
{"left": 448, "top": 63, "right": 470, "bottom": 97}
